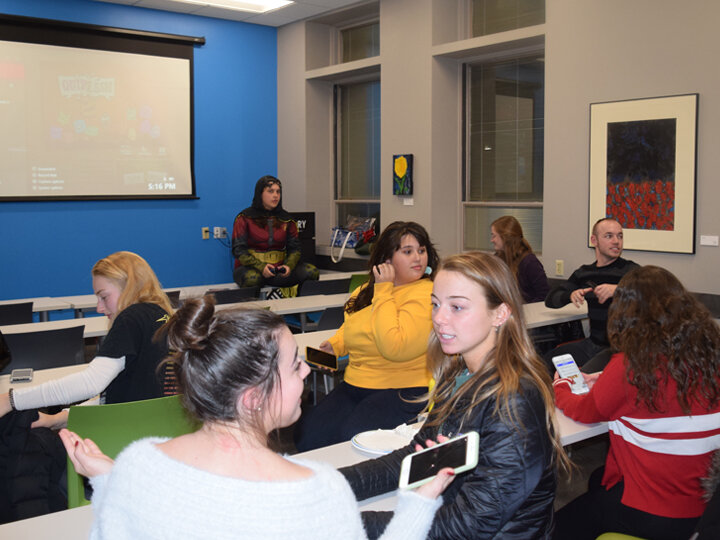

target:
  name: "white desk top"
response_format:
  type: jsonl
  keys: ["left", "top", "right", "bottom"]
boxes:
{"left": 0, "top": 316, "right": 108, "bottom": 339}
{"left": 523, "top": 301, "right": 588, "bottom": 329}
{"left": 0, "top": 296, "right": 73, "bottom": 312}
{"left": 0, "top": 364, "right": 86, "bottom": 394}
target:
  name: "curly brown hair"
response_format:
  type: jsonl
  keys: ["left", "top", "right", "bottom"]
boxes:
{"left": 608, "top": 265, "right": 720, "bottom": 414}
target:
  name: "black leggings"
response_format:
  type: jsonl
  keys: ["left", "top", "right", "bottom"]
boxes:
{"left": 554, "top": 467, "right": 699, "bottom": 540}
{"left": 293, "top": 382, "right": 427, "bottom": 452}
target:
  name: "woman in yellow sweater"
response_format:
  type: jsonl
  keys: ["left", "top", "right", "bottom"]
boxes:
{"left": 294, "top": 222, "right": 439, "bottom": 452}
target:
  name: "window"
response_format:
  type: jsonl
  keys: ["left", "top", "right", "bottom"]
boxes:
{"left": 340, "top": 21, "right": 379, "bottom": 63}
{"left": 463, "top": 54, "right": 544, "bottom": 251}
{"left": 471, "top": 0, "right": 545, "bottom": 37}
{"left": 335, "top": 80, "right": 381, "bottom": 227}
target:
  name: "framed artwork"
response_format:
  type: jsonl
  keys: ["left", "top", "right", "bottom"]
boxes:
{"left": 588, "top": 93, "right": 698, "bottom": 253}
{"left": 393, "top": 154, "right": 413, "bottom": 195}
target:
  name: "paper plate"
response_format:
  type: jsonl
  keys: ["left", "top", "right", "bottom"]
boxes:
{"left": 351, "top": 427, "right": 416, "bottom": 456}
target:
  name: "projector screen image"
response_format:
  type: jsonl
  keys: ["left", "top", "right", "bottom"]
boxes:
{"left": 0, "top": 36, "right": 194, "bottom": 200}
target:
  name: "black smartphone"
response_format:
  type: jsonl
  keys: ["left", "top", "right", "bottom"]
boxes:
{"left": 305, "top": 346, "right": 338, "bottom": 371}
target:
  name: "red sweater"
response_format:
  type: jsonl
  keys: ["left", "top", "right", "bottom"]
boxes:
{"left": 555, "top": 353, "right": 720, "bottom": 518}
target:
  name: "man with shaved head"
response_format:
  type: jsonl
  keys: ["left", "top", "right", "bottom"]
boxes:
{"left": 544, "top": 218, "right": 638, "bottom": 371}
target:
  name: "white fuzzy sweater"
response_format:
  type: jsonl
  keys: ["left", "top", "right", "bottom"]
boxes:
{"left": 89, "top": 438, "right": 441, "bottom": 539}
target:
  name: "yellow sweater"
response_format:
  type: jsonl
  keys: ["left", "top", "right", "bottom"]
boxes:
{"left": 328, "top": 279, "right": 433, "bottom": 390}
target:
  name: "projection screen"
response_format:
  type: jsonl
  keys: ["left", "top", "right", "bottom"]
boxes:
{"left": 0, "top": 15, "right": 203, "bottom": 200}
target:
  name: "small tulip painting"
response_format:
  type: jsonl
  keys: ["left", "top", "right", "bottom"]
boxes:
{"left": 393, "top": 154, "right": 413, "bottom": 195}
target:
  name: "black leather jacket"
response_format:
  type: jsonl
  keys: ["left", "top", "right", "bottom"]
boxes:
{"left": 340, "top": 379, "right": 556, "bottom": 539}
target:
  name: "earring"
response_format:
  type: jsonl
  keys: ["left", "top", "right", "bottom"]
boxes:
{"left": 494, "top": 325, "right": 500, "bottom": 333}
{"left": 256, "top": 406, "right": 262, "bottom": 412}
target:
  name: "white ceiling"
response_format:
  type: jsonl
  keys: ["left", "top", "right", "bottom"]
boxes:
{"left": 91, "top": 0, "right": 362, "bottom": 27}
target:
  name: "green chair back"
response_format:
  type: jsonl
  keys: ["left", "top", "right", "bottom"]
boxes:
{"left": 595, "top": 534, "right": 647, "bottom": 540}
{"left": 348, "top": 273, "right": 370, "bottom": 293}
{"left": 66, "top": 395, "right": 199, "bottom": 508}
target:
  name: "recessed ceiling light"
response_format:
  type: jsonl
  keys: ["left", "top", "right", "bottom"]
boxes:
{"left": 171, "top": 0, "right": 294, "bottom": 14}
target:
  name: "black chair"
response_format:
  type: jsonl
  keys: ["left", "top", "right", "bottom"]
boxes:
{"left": 165, "top": 290, "right": 181, "bottom": 309}
{"left": 298, "top": 278, "right": 351, "bottom": 297}
{"left": 0, "top": 302, "right": 33, "bottom": 325}
{"left": 287, "top": 278, "right": 352, "bottom": 332}
{"left": 0, "top": 325, "right": 85, "bottom": 375}
{"left": 206, "top": 287, "right": 259, "bottom": 305}
{"left": 316, "top": 306, "right": 345, "bottom": 331}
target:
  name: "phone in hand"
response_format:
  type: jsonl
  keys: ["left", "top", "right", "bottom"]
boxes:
{"left": 10, "top": 368, "right": 33, "bottom": 383}
{"left": 305, "top": 347, "right": 338, "bottom": 371}
{"left": 552, "top": 354, "right": 589, "bottom": 394}
{"left": 398, "top": 432, "right": 479, "bottom": 490}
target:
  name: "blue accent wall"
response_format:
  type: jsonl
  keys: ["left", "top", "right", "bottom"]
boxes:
{"left": 0, "top": 0, "right": 277, "bottom": 299}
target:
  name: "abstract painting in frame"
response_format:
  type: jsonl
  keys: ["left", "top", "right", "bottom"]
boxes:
{"left": 588, "top": 94, "right": 698, "bottom": 253}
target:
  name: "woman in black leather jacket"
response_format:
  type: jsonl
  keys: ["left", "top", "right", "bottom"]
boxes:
{"left": 340, "top": 252, "right": 569, "bottom": 539}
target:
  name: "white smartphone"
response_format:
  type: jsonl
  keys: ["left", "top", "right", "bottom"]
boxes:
{"left": 398, "top": 431, "right": 479, "bottom": 490}
{"left": 10, "top": 368, "right": 33, "bottom": 383}
{"left": 552, "top": 354, "right": 589, "bottom": 394}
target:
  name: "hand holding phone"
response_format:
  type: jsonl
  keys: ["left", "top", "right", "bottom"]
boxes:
{"left": 399, "top": 432, "right": 479, "bottom": 490}
{"left": 552, "top": 354, "right": 589, "bottom": 394}
{"left": 305, "top": 346, "right": 338, "bottom": 371}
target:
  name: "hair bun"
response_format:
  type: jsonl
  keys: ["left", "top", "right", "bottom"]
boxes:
{"left": 165, "top": 296, "right": 217, "bottom": 353}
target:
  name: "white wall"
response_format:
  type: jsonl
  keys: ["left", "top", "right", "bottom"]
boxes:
{"left": 278, "top": 0, "right": 720, "bottom": 294}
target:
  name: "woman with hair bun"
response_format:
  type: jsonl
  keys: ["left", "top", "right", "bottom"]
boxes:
{"left": 0, "top": 251, "right": 174, "bottom": 427}
{"left": 59, "top": 297, "right": 454, "bottom": 539}
{"left": 553, "top": 265, "right": 720, "bottom": 540}
{"left": 490, "top": 215, "right": 549, "bottom": 303}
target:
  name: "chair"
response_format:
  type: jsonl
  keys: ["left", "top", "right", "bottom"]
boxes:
{"left": 165, "top": 290, "right": 181, "bottom": 309}
{"left": 348, "top": 273, "right": 370, "bottom": 293}
{"left": 0, "top": 302, "right": 33, "bottom": 325}
{"left": 298, "top": 278, "right": 351, "bottom": 296}
{"left": 206, "top": 287, "right": 259, "bottom": 305}
{"left": 66, "top": 394, "right": 199, "bottom": 508}
{"left": 0, "top": 325, "right": 85, "bottom": 375}
{"left": 316, "top": 306, "right": 345, "bottom": 331}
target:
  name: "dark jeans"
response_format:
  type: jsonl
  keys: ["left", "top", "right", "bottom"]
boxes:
{"left": 233, "top": 261, "right": 318, "bottom": 289}
{"left": 554, "top": 467, "right": 699, "bottom": 540}
{"left": 293, "top": 381, "right": 427, "bottom": 452}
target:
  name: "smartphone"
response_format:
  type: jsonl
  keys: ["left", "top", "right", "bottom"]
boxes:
{"left": 552, "top": 354, "right": 589, "bottom": 394}
{"left": 305, "top": 347, "right": 338, "bottom": 371}
{"left": 398, "top": 432, "right": 479, "bottom": 490}
{"left": 10, "top": 368, "right": 33, "bottom": 383}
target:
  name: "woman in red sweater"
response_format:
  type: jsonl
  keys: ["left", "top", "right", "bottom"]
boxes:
{"left": 553, "top": 265, "right": 720, "bottom": 540}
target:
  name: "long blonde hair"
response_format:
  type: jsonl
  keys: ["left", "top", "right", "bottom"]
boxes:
{"left": 92, "top": 251, "right": 174, "bottom": 321}
{"left": 426, "top": 252, "right": 569, "bottom": 471}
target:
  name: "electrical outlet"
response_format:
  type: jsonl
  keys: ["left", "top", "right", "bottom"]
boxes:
{"left": 201, "top": 227, "right": 210, "bottom": 240}
{"left": 555, "top": 259, "right": 564, "bottom": 276}
{"left": 213, "top": 226, "right": 227, "bottom": 239}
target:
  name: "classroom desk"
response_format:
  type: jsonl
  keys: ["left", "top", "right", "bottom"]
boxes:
{"left": 58, "top": 273, "right": 355, "bottom": 317}
{"left": 0, "top": 316, "right": 108, "bottom": 340}
{"left": 0, "top": 297, "right": 73, "bottom": 322}
{"left": 524, "top": 301, "right": 588, "bottom": 329}
{"left": 0, "top": 364, "right": 86, "bottom": 394}
{"left": 0, "top": 295, "right": 349, "bottom": 341}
